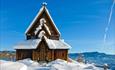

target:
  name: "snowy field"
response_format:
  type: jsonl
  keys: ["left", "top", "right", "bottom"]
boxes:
{"left": 0, "top": 58, "right": 104, "bottom": 70}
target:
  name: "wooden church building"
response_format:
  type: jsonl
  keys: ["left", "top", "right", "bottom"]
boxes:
{"left": 14, "top": 3, "right": 71, "bottom": 62}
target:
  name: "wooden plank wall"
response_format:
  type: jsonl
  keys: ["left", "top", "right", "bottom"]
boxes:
{"left": 16, "top": 49, "right": 68, "bottom": 61}
{"left": 16, "top": 49, "right": 32, "bottom": 60}
{"left": 54, "top": 49, "right": 68, "bottom": 60}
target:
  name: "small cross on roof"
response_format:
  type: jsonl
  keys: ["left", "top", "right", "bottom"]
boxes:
{"left": 42, "top": 2, "right": 47, "bottom": 6}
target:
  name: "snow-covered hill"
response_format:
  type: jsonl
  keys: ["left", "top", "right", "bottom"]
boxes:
{"left": 0, "top": 58, "right": 103, "bottom": 70}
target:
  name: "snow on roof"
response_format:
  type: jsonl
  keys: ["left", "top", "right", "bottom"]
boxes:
{"left": 44, "top": 24, "right": 51, "bottom": 35}
{"left": 25, "top": 5, "right": 60, "bottom": 35}
{"left": 14, "top": 38, "right": 71, "bottom": 49}
{"left": 14, "top": 39, "right": 41, "bottom": 49}
{"left": 46, "top": 39, "right": 71, "bottom": 49}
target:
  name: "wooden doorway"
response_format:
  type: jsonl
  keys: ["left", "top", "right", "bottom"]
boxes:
{"left": 39, "top": 44, "right": 46, "bottom": 61}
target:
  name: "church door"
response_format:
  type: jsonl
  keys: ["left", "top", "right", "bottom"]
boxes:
{"left": 39, "top": 44, "right": 46, "bottom": 61}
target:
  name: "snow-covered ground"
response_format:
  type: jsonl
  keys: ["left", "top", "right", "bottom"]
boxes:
{"left": 0, "top": 58, "right": 103, "bottom": 70}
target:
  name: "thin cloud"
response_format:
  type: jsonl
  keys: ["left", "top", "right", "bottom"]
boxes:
{"left": 104, "top": 0, "right": 115, "bottom": 43}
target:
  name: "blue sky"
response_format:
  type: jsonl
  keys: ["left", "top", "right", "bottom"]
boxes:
{"left": 0, "top": 0, "right": 115, "bottom": 54}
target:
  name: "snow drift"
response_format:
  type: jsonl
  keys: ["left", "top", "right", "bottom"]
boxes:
{"left": 0, "top": 58, "right": 102, "bottom": 70}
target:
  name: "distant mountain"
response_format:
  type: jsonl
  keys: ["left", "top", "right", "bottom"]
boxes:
{"left": 0, "top": 51, "right": 15, "bottom": 54}
{"left": 69, "top": 52, "right": 115, "bottom": 70}
{"left": 0, "top": 51, "right": 15, "bottom": 61}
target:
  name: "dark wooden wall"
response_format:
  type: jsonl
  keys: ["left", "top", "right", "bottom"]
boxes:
{"left": 54, "top": 49, "right": 68, "bottom": 60}
{"left": 16, "top": 42, "right": 68, "bottom": 62}
{"left": 16, "top": 49, "right": 32, "bottom": 60}
{"left": 16, "top": 49, "right": 68, "bottom": 61}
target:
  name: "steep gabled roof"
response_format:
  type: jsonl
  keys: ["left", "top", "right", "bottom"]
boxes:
{"left": 25, "top": 4, "right": 60, "bottom": 35}
{"left": 14, "top": 37, "right": 71, "bottom": 49}
{"left": 14, "top": 39, "right": 41, "bottom": 49}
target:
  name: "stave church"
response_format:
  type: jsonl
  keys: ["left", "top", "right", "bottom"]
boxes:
{"left": 14, "top": 2, "right": 71, "bottom": 62}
